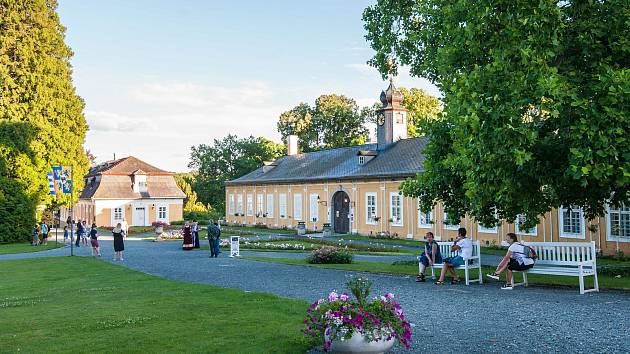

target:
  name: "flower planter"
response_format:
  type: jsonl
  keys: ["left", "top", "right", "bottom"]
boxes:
{"left": 327, "top": 331, "right": 395, "bottom": 354}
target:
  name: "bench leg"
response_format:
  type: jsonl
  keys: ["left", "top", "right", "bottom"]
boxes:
{"left": 464, "top": 266, "right": 470, "bottom": 286}
{"left": 431, "top": 266, "right": 436, "bottom": 280}
{"left": 579, "top": 265, "right": 585, "bottom": 295}
{"left": 523, "top": 272, "right": 528, "bottom": 287}
{"left": 593, "top": 267, "right": 599, "bottom": 292}
{"left": 478, "top": 262, "right": 483, "bottom": 284}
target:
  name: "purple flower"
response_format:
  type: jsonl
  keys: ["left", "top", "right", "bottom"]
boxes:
{"left": 328, "top": 291, "right": 339, "bottom": 302}
{"left": 339, "top": 293, "right": 349, "bottom": 302}
{"left": 385, "top": 292, "right": 394, "bottom": 299}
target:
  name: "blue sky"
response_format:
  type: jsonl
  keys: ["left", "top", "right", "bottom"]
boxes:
{"left": 58, "top": 0, "right": 439, "bottom": 172}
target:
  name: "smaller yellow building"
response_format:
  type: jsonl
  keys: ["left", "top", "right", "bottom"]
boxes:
{"left": 61, "top": 156, "right": 185, "bottom": 227}
{"left": 225, "top": 82, "right": 630, "bottom": 256}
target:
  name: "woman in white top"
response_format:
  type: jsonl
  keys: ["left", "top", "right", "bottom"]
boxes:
{"left": 487, "top": 233, "right": 535, "bottom": 290}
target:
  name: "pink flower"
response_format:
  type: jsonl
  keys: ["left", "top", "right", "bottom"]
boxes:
{"left": 339, "top": 293, "right": 349, "bottom": 302}
{"left": 385, "top": 292, "right": 394, "bottom": 299}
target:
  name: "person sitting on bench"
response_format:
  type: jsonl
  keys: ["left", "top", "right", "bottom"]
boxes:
{"left": 416, "top": 232, "right": 442, "bottom": 282}
{"left": 435, "top": 227, "right": 471, "bottom": 285}
{"left": 487, "top": 232, "right": 535, "bottom": 290}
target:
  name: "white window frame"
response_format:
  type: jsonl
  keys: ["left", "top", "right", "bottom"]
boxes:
{"left": 113, "top": 207, "right": 123, "bottom": 221}
{"left": 256, "top": 194, "right": 264, "bottom": 217}
{"left": 266, "top": 194, "right": 274, "bottom": 218}
{"left": 279, "top": 193, "right": 287, "bottom": 219}
{"left": 558, "top": 205, "right": 585, "bottom": 239}
{"left": 310, "top": 194, "right": 319, "bottom": 223}
{"left": 417, "top": 200, "right": 432, "bottom": 228}
{"left": 293, "top": 193, "right": 303, "bottom": 221}
{"left": 228, "top": 194, "right": 235, "bottom": 214}
{"left": 236, "top": 194, "right": 243, "bottom": 214}
{"left": 246, "top": 194, "right": 253, "bottom": 216}
{"left": 515, "top": 214, "right": 537, "bottom": 236}
{"left": 366, "top": 192, "right": 377, "bottom": 225}
{"left": 477, "top": 211, "right": 498, "bottom": 234}
{"left": 157, "top": 205, "right": 168, "bottom": 221}
{"left": 606, "top": 204, "right": 630, "bottom": 242}
{"left": 358, "top": 156, "right": 365, "bottom": 165}
{"left": 390, "top": 192, "right": 403, "bottom": 226}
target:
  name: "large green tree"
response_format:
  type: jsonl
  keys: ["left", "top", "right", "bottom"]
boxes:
{"left": 363, "top": 0, "right": 630, "bottom": 227}
{"left": 0, "top": 0, "right": 89, "bottom": 241}
{"left": 189, "top": 135, "right": 284, "bottom": 214}
{"left": 174, "top": 173, "right": 208, "bottom": 213}
{"left": 277, "top": 94, "right": 369, "bottom": 152}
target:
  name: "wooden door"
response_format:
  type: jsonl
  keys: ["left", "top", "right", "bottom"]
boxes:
{"left": 333, "top": 192, "right": 350, "bottom": 234}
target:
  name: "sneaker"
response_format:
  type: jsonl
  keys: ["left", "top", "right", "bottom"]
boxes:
{"left": 501, "top": 283, "right": 513, "bottom": 290}
{"left": 415, "top": 274, "right": 425, "bottom": 283}
{"left": 487, "top": 273, "right": 500, "bottom": 281}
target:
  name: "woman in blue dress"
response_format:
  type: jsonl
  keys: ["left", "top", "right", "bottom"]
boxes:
{"left": 416, "top": 232, "right": 442, "bottom": 282}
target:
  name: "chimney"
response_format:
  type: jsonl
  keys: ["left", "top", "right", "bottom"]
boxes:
{"left": 287, "top": 134, "right": 299, "bottom": 156}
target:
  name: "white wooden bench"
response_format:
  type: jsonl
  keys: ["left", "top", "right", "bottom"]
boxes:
{"left": 509, "top": 241, "right": 599, "bottom": 295}
{"left": 418, "top": 240, "right": 483, "bottom": 285}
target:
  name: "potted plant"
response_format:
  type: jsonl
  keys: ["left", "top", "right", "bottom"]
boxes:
{"left": 304, "top": 277, "right": 412, "bottom": 353}
{"left": 373, "top": 216, "right": 381, "bottom": 222}
{"left": 152, "top": 221, "right": 169, "bottom": 234}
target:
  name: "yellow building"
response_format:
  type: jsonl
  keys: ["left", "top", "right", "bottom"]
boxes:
{"left": 61, "top": 156, "right": 185, "bottom": 227}
{"left": 225, "top": 82, "right": 630, "bottom": 256}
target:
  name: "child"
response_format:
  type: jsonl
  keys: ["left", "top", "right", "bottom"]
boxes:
{"left": 90, "top": 223, "right": 101, "bottom": 257}
{"left": 32, "top": 225, "right": 39, "bottom": 246}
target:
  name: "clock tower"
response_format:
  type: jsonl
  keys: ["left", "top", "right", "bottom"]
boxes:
{"left": 376, "top": 79, "right": 408, "bottom": 151}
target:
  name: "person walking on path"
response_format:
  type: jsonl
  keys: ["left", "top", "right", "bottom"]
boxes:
{"left": 416, "top": 232, "right": 442, "bottom": 282}
{"left": 90, "top": 223, "right": 101, "bottom": 257}
{"left": 40, "top": 222, "right": 49, "bottom": 246}
{"left": 63, "top": 226, "right": 69, "bottom": 244}
{"left": 112, "top": 223, "right": 125, "bottom": 261}
{"left": 207, "top": 221, "right": 221, "bottom": 258}
{"left": 192, "top": 220, "right": 200, "bottom": 249}
{"left": 121, "top": 219, "right": 128, "bottom": 238}
{"left": 81, "top": 220, "right": 89, "bottom": 246}
{"left": 434, "top": 227, "right": 471, "bottom": 285}
{"left": 75, "top": 220, "right": 83, "bottom": 248}
{"left": 32, "top": 225, "right": 39, "bottom": 246}
{"left": 487, "top": 232, "right": 535, "bottom": 290}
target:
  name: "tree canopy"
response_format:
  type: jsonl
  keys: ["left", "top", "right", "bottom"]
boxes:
{"left": 189, "top": 135, "right": 284, "bottom": 213}
{"left": 1, "top": 0, "right": 89, "bottom": 241}
{"left": 364, "top": 0, "right": 630, "bottom": 227}
{"left": 277, "top": 94, "right": 368, "bottom": 152}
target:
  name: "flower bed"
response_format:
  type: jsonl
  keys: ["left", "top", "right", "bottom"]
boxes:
{"left": 304, "top": 277, "right": 411, "bottom": 352}
{"left": 306, "top": 246, "right": 352, "bottom": 264}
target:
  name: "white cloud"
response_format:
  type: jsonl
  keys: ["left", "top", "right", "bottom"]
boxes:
{"left": 345, "top": 63, "right": 379, "bottom": 75}
{"left": 129, "top": 81, "right": 272, "bottom": 107}
{"left": 86, "top": 111, "right": 153, "bottom": 132}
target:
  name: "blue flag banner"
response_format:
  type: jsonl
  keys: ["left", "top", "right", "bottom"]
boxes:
{"left": 61, "top": 166, "right": 72, "bottom": 180}
{"left": 47, "top": 172, "right": 56, "bottom": 195}
{"left": 52, "top": 165, "right": 62, "bottom": 180}
{"left": 62, "top": 179, "right": 73, "bottom": 194}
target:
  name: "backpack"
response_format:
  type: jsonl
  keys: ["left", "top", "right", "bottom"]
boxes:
{"left": 518, "top": 243, "right": 537, "bottom": 260}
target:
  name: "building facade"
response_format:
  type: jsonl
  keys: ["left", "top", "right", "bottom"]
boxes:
{"left": 225, "top": 82, "right": 630, "bottom": 256}
{"left": 61, "top": 156, "right": 185, "bottom": 227}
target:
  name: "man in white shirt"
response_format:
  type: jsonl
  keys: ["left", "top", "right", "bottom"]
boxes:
{"left": 435, "top": 227, "right": 472, "bottom": 285}
{"left": 121, "top": 219, "right": 128, "bottom": 238}
{"left": 487, "top": 232, "right": 535, "bottom": 289}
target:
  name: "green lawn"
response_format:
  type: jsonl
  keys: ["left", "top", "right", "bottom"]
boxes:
{"left": 335, "top": 235, "right": 423, "bottom": 247}
{"left": 0, "top": 241, "right": 65, "bottom": 255}
{"left": 0, "top": 257, "right": 316, "bottom": 353}
{"left": 223, "top": 225, "right": 298, "bottom": 235}
{"left": 244, "top": 256, "right": 630, "bottom": 291}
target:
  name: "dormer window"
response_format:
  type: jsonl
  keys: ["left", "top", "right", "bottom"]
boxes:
{"left": 132, "top": 173, "right": 148, "bottom": 193}
{"left": 359, "top": 156, "right": 366, "bottom": 165}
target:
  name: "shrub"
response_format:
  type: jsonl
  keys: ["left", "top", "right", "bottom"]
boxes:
{"left": 0, "top": 177, "right": 36, "bottom": 243}
{"left": 184, "top": 210, "right": 223, "bottom": 222}
{"left": 171, "top": 220, "right": 185, "bottom": 225}
{"left": 306, "top": 246, "right": 352, "bottom": 264}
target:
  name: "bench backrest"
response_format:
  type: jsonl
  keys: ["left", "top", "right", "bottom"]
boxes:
{"left": 436, "top": 240, "right": 481, "bottom": 260}
{"left": 523, "top": 241, "right": 597, "bottom": 266}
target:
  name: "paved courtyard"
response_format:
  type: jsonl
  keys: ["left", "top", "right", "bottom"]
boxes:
{"left": 2, "top": 239, "right": 629, "bottom": 353}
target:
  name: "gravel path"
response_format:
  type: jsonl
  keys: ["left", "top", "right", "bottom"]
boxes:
{"left": 2, "top": 239, "right": 629, "bottom": 353}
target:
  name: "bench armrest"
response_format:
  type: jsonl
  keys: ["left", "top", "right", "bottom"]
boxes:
{"left": 464, "top": 255, "right": 480, "bottom": 260}
{"left": 577, "top": 260, "right": 595, "bottom": 266}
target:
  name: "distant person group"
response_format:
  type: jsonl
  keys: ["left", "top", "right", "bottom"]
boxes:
{"left": 416, "top": 227, "right": 537, "bottom": 290}
{"left": 181, "top": 219, "right": 222, "bottom": 258}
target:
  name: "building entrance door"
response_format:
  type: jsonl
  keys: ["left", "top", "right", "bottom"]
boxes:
{"left": 133, "top": 207, "right": 146, "bottom": 226}
{"left": 332, "top": 191, "right": 350, "bottom": 234}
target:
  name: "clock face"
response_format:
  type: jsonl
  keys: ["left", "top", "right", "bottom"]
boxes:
{"left": 377, "top": 114, "right": 385, "bottom": 126}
